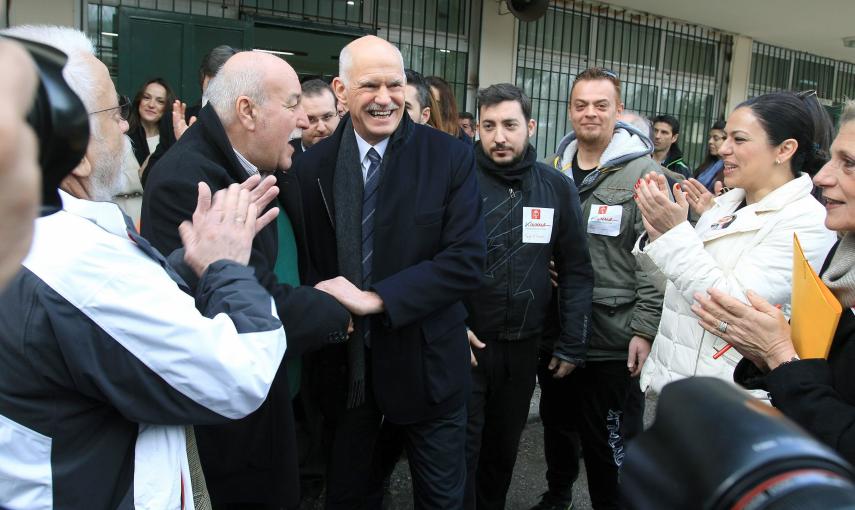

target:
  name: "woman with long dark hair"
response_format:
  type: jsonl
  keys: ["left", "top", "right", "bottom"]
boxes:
{"left": 127, "top": 77, "right": 176, "bottom": 168}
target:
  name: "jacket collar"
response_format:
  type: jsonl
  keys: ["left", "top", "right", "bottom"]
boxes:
{"left": 554, "top": 121, "right": 653, "bottom": 174}
{"left": 713, "top": 173, "right": 814, "bottom": 214}
{"left": 196, "top": 103, "right": 247, "bottom": 183}
{"left": 699, "top": 174, "right": 815, "bottom": 242}
{"left": 58, "top": 189, "right": 129, "bottom": 238}
{"left": 327, "top": 110, "right": 415, "bottom": 155}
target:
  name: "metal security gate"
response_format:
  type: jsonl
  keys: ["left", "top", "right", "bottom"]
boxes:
{"left": 749, "top": 41, "right": 855, "bottom": 122}
{"left": 516, "top": 1, "right": 732, "bottom": 168}
{"left": 87, "top": 0, "right": 479, "bottom": 111}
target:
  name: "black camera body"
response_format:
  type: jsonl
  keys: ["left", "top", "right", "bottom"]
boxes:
{"left": 622, "top": 378, "right": 855, "bottom": 510}
{"left": 3, "top": 35, "right": 89, "bottom": 214}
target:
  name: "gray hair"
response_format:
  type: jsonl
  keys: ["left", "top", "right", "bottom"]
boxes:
{"left": 621, "top": 110, "right": 653, "bottom": 139}
{"left": 205, "top": 51, "right": 267, "bottom": 125}
{"left": 338, "top": 39, "right": 405, "bottom": 86}
{"left": 840, "top": 100, "right": 855, "bottom": 127}
{"left": 1, "top": 25, "right": 98, "bottom": 113}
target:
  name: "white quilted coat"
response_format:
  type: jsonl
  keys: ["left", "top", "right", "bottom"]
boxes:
{"left": 636, "top": 174, "right": 837, "bottom": 394}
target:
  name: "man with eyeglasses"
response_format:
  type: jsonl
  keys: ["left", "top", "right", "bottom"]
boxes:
{"left": 141, "top": 51, "right": 353, "bottom": 509}
{"left": 0, "top": 26, "right": 290, "bottom": 510}
{"left": 290, "top": 78, "right": 341, "bottom": 157}
{"left": 532, "top": 67, "right": 665, "bottom": 510}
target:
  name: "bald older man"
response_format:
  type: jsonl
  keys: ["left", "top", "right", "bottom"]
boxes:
{"left": 141, "top": 52, "right": 352, "bottom": 509}
{"left": 291, "top": 35, "right": 485, "bottom": 509}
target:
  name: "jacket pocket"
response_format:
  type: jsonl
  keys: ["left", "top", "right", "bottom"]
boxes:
{"left": 421, "top": 302, "right": 469, "bottom": 404}
{"left": 590, "top": 287, "right": 637, "bottom": 350}
{"left": 592, "top": 187, "right": 634, "bottom": 206}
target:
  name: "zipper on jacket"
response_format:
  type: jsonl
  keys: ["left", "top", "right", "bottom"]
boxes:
{"left": 505, "top": 185, "right": 516, "bottom": 336}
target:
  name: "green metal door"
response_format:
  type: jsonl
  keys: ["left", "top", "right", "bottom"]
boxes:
{"left": 118, "top": 7, "right": 252, "bottom": 105}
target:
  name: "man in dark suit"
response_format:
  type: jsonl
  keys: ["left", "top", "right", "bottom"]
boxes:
{"left": 140, "top": 51, "right": 352, "bottom": 510}
{"left": 290, "top": 35, "right": 486, "bottom": 509}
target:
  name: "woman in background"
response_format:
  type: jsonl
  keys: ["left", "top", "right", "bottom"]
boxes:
{"left": 127, "top": 77, "right": 176, "bottom": 169}
{"left": 692, "top": 120, "right": 727, "bottom": 192}
{"left": 425, "top": 75, "right": 470, "bottom": 143}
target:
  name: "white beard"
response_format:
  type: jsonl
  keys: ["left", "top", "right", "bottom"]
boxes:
{"left": 89, "top": 135, "right": 130, "bottom": 202}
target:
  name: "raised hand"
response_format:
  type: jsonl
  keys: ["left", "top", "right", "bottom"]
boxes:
{"left": 634, "top": 172, "right": 689, "bottom": 242}
{"left": 179, "top": 183, "right": 273, "bottom": 276}
{"left": 172, "top": 100, "right": 197, "bottom": 140}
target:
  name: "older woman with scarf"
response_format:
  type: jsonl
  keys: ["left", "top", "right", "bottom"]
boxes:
{"left": 694, "top": 101, "right": 855, "bottom": 464}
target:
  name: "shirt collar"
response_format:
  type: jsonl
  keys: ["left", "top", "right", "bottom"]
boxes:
{"left": 233, "top": 148, "right": 259, "bottom": 177}
{"left": 58, "top": 189, "right": 130, "bottom": 237}
{"left": 354, "top": 130, "right": 389, "bottom": 164}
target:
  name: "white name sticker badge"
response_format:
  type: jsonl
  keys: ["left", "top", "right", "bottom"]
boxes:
{"left": 522, "top": 207, "right": 555, "bottom": 244}
{"left": 587, "top": 204, "right": 622, "bottom": 236}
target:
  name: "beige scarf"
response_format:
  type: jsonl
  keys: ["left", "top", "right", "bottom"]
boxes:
{"left": 821, "top": 232, "right": 855, "bottom": 308}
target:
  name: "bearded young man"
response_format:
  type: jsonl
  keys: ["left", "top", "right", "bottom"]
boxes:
{"left": 463, "top": 83, "right": 593, "bottom": 510}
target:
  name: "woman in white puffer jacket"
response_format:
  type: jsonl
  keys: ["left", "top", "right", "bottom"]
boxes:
{"left": 632, "top": 91, "right": 839, "bottom": 395}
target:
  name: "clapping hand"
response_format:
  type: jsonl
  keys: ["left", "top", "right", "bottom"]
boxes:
{"left": 634, "top": 172, "right": 689, "bottom": 242}
{"left": 682, "top": 178, "right": 723, "bottom": 216}
{"left": 692, "top": 289, "right": 797, "bottom": 372}
{"left": 180, "top": 182, "right": 279, "bottom": 276}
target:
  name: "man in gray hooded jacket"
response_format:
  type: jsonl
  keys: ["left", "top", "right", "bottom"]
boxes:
{"left": 532, "top": 68, "right": 664, "bottom": 510}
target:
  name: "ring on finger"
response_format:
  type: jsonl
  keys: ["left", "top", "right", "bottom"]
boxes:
{"left": 716, "top": 320, "right": 728, "bottom": 333}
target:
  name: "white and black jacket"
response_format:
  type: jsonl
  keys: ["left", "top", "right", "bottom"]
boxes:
{"left": 0, "top": 191, "right": 287, "bottom": 510}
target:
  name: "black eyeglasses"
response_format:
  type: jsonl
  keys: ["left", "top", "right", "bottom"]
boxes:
{"left": 89, "top": 95, "right": 130, "bottom": 121}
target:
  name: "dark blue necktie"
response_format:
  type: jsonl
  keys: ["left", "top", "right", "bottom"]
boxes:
{"left": 362, "top": 148, "right": 381, "bottom": 346}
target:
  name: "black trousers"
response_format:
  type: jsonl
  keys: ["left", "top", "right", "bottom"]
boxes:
{"left": 465, "top": 337, "right": 540, "bottom": 510}
{"left": 322, "top": 348, "right": 468, "bottom": 510}
{"left": 537, "top": 354, "right": 633, "bottom": 510}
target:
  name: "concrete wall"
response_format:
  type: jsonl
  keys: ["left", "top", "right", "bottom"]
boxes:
{"left": 726, "top": 35, "right": 753, "bottom": 115}
{"left": 7, "top": 0, "right": 80, "bottom": 28}
{"left": 477, "top": 1, "right": 516, "bottom": 91}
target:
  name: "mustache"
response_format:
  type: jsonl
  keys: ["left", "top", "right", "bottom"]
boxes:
{"left": 366, "top": 102, "right": 399, "bottom": 112}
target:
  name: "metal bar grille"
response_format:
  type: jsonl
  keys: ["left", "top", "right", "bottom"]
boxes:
{"left": 86, "top": 0, "right": 478, "bottom": 111}
{"left": 750, "top": 41, "right": 855, "bottom": 103}
{"left": 516, "top": 0, "right": 732, "bottom": 170}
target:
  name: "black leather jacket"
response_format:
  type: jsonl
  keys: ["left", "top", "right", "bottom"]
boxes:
{"left": 465, "top": 143, "right": 594, "bottom": 364}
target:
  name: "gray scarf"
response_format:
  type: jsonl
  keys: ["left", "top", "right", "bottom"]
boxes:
{"left": 822, "top": 232, "right": 855, "bottom": 308}
{"left": 333, "top": 119, "right": 369, "bottom": 408}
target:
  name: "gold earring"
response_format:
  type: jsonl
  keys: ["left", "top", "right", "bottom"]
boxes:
{"left": 774, "top": 159, "right": 781, "bottom": 165}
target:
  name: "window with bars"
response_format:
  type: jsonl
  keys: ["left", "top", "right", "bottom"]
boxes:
{"left": 86, "top": 0, "right": 477, "bottom": 111}
{"left": 516, "top": 1, "right": 732, "bottom": 170}
{"left": 749, "top": 41, "right": 855, "bottom": 104}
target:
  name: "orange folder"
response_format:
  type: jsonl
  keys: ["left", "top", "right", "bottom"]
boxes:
{"left": 790, "top": 234, "right": 842, "bottom": 359}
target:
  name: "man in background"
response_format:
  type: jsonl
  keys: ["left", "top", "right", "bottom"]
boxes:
{"left": 459, "top": 111, "right": 476, "bottom": 140}
{"left": 651, "top": 113, "right": 690, "bottom": 178}
{"left": 290, "top": 79, "right": 340, "bottom": 157}
{"left": 404, "top": 68, "right": 432, "bottom": 125}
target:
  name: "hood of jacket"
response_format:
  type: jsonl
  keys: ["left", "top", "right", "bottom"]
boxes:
{"left": 552, "top": 121, "right": 653, "bottom": 173}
